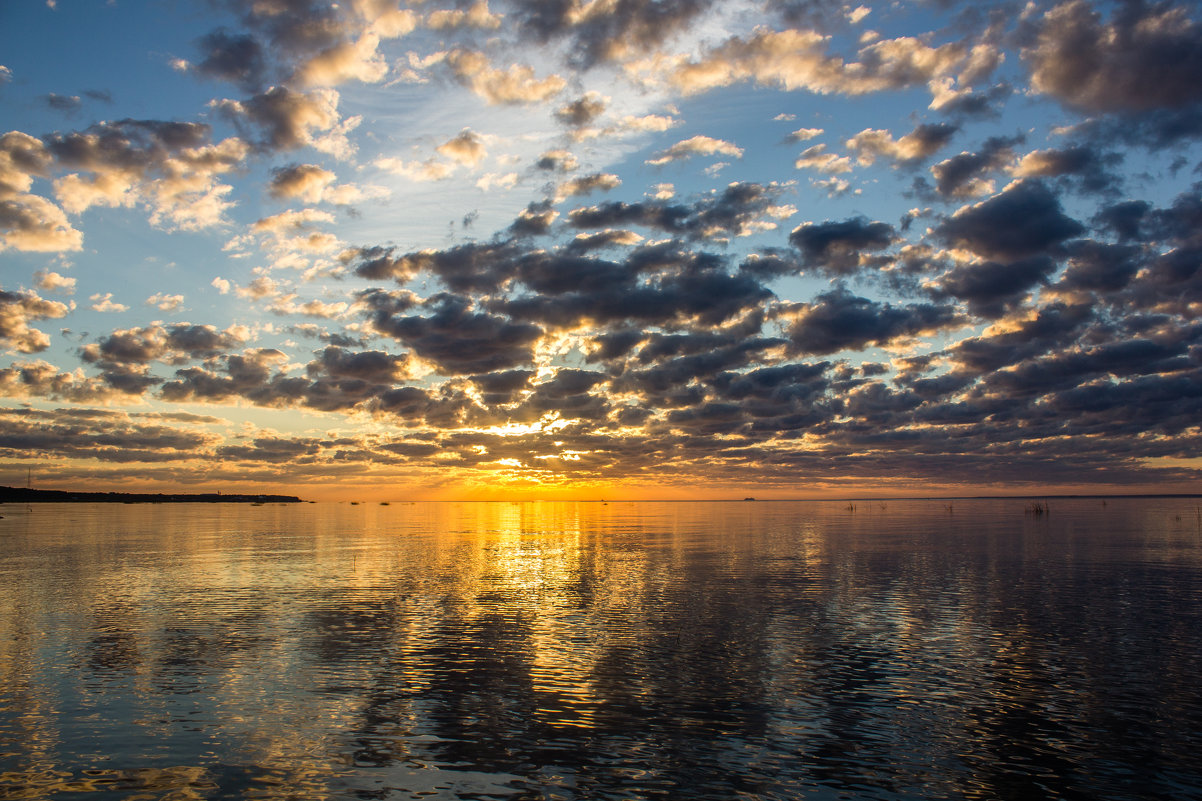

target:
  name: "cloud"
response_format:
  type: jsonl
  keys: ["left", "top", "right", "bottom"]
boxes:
{"left": 0, "top": 134, "right": 80, "bottom": 250}
{"left": 782, "top": 289, "right": 961, "bottom": 356}
{"left": 535, "top": 149, "right": 579, "bottom": 172}
{"left": 932, "top": 180, "right": 1084, "bottom": 261}
{"left": 555, "top": 93, "right": 607, "bottom": 127}
{"left": 0, "top": 360, "right": 124, "bottom": 403}
{"left": 846, "top": 123, "right": 958, "bottom": 166}
{"left": 442, "top": 49, "right": 566, "bottom": 105}
{"left": 194, "top": 28, "right": 268, "bottom": 90}
{"left": 268, "top": 163, "right": 336, "bottom": 202}
{"left": 1052, "top": 240, "right": 1142, "bottom": 296}
{"left": 360, "top": 290, "right": 543, "bottom": 375}
{"left": 936, "top": 256, "right": 1057, "bottom": 318}
{"left": 506, "top": 0, "right": 717, "bottom": 67}
{"left": 214, "top": 87, "right": 356, "bottom": 157}
{"left": 569, "top": 182, "right": 793, "bottom": 240}
{"left": 476, "top": 171, "right": 518, "bottom": 191}
{"left": 89, "top": 293, "right": 128, "bottom": 313}
{"left": 427, "top": 1, "right": 502, "bottom": 30}
{"left": 1010, "top": 145, "right": 1120, "bottom": 193}
{"left": 350, "top": 240, "right": 518, "bottom": 292}
{"left": 925, "top": 134, "right": 1022, "bottom": 197}
{"left": 788, "top": 216, "right": 896, "bottom": 275}
{"left": 294, "top": 32, "right": 389, "bottom": 87}
{"left": 0, "top": 289, "right": 71, "bottom": 353}
{"left": 646, "top": 135, "right": 743, "bottom": 166}
{"left": 555, "top": 172, "right": 621, "bottom": 200}
{"left": 34, "top": 270, "right": 75, "bottom": 294}
{"left": 146, "top": 293, "right": 185, "bottom": 311}
{"left": 46, "top": 119, "right": 249, "bottom": 231}
{"left": 668, "top": 28, "right": 996, "bottom": 99}
{"left": 0, "top": 193, "right": 83, "bottom": 252}
{"left": 1024, "top": 1, "right": 1202, "bottom": 113}
{"left": 82, "top": 322, "right": 248, "bottom": 368}
{"left": 0, "top": 132, "right": 52, "bottom": 197}
{"left": 565, "top": 229, "right": 644, "bottom": 254}
{"left": 375, "top": 156, "right": 455, "bottom": 182}
{"left": 492, "top": 256, "right": 773, "bottom": 331}
{"left": 793, "top": 143, "right": 852, "bottom": 174}
{"left": 0, "top": 407, "right": 217, "bottom": 462}
{"left": 784, "top": 126, "right": 823, "bottom": 142}
{"left": 44, "top": 93, "right": 82, "bottom": 113}
{"left": 436, "top": 129, "right": 487, "bottom": 167}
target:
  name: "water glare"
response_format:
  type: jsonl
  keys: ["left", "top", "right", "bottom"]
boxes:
{"left": 1, "top": 498, "right": 1201, "bottom": 799}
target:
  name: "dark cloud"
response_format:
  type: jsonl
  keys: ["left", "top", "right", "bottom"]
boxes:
{"left": 555, "top": 93, "right": 607, "bottom": 126}
{"left": 1024, "top": 0, "right": 1202, "bottom": 113}
{"left": 268, "top": 163, "right": 332, "bottom": 200}
{"left": 508, "top": 0, "right": 715, "bottom": 67}
{"left": 900, "top": 122, "right": 960, "bottom": 161}
{"left": 351, "top": 241, "right": 519, "bottom": 293}
{"left": 706, "top": 362, "right": 836, "bottom": 432}
{"left": 215, "top": 0, "right": 345, "bottom": 64}
{"left": 557, "top": 172, "right": 621, "bottom": 198}
{"left": 946, "top": 302, "right": 1094, "bottom": 374}
{"left": 788, "top": 217, "right": 896, "bottom": 276}
{"left": 1013, "top": 145, "right": 1122, "bottom": 194}
{"left": 535, "top": 150, "right": 577, "bottom": 172}
{"left": 937, "top": 256, "right": 1057, "bottom": 318}
{"left": 1055, "top": 240, "right": 1142, "bottom": 295}
{"left": 306, "top": 346, "right": 410, "bottom": 384}
{"left": 360, "top": 291, "right": 543, "bottom": 375}
{"left": 585, "top": 328, "right": 647, "bottom": 363}
{"left": 213, "top": 86, "right": 340, "bottom": 152}
{"left": 493, "top": 265, "right": 773, "bottom": 331}
{"left": 47, "top": 119, "right": 213, "bottom": 167}
{"left": 217, "top": 435, "right": 323, "bottom": 464}
{"left": 44, "top": 93, "right": 82, "bottom": 113}
{"left": 516, "top": 369, "right": 611, "bottom": 421}
{"left": 567, "top": 199, "right": 691, "bottom": 234}
{"left": 933, "top": 83, "right": 1013, "bottom": 118}
{"left": 161, "top": 349, "right": 302, "bottom": 406}
{"left": 784, "top": 290, "right": 962, "bottom": 356}
{"left": 513, "top": 251, "right": 634, "bottom": 295}
{"left": 932, "top": 180, "right": 1084, "bottom": 261}
{"left": 0, "top": 407, "right": 214, "bottom": 463}
{"left": 565, "top": 229, "right": 644, "bottom": 254}
{"left": 195, "top": 28, "right": 268, "bottom": 90}
{"left": 81, "top": 323, "right": 246, "bottom": 367}
{"left": 925, "top": 134, "right": 1022, "bottom": 197}
{"left": 1092, "top": 199, "right": 1151, "bottom": 241}
{"left": 469, "top": 369, "right": 534, "bottom": 406}
{"left": 564, "top": 182, "right": 793, "bottom": 241}
{"left": 509, "top": 201, "right": 557, "bottom": 237}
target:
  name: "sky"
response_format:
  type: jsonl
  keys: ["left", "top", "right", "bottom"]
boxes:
{"left": 1, "top": 0, "right": 1201, "bottom": 501}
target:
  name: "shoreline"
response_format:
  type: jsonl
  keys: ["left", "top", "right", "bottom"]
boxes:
{"left": 0, "top": 487, "right": 304, "bottom": 504}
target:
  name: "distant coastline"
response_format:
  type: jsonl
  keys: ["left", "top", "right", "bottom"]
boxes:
{"left": 0, "top": 486, "right": 303, "bottom": 504}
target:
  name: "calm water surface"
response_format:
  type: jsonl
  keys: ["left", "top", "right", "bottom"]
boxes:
{"left": 1, "top": 498, "right": 1201, "bottom": 800}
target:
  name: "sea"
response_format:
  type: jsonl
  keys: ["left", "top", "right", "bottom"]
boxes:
{"left": 1, "top": 497, "right": 1200, "bottom": 800}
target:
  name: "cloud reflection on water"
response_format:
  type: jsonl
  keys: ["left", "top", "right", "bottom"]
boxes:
{"left": 0, "top": 499, "right": 1200, "bottom": 799}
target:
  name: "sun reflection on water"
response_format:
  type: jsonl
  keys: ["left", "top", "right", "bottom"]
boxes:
{"left": 2, "top": 499, "right": 1202, "bottom": 799}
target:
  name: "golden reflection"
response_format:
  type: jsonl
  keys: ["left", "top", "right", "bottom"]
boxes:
{"left": 6, "top": 499, "right": 1199, "bottom": 799}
